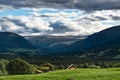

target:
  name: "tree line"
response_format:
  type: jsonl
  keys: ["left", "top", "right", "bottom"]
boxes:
{"left": 0, "top": 58, "right": 120, "bottom": 76}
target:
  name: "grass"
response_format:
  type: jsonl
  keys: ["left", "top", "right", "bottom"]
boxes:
{"left": 0, "top": 68, "right": 120, "bottom": 80}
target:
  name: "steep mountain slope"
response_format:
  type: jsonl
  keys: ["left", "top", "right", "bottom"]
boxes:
{"left": 0, "top": 32, "right": 35, "bottom": 50}
{"left": 72, "top": 25, "right": 120, "bottom": 52}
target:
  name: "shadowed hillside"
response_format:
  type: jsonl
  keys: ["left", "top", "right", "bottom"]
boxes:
{"left": 0, "top": 32, "right": 35, "bottom": 50}
{"left": 72, "top": 25, "right": 120, "bottom": 51}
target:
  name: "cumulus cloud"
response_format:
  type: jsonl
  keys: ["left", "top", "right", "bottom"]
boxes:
{"left": 76, "top": 10, "right": 120, "bottom": 21}
{"left": 53, "top": 20, "right": 110, "bottom": 36}
{"left": 0, "top": 15, "right": 53, "bottom": 35}
{"left": 0, "top": 9, "right": 120, "bottom": 36}
{"left": 0, "top": 0, "right": 120, "bottom": 11}
{"left": 0, "top": 0, "right": 120, "bottom": 36}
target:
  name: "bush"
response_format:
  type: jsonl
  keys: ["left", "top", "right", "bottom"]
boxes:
{"left": 83, "top": 63, "right": 89, "bottom": 68}
{"left": 89, "top": 65, "right": 101, "bottom": 69}
{"left": 6, "top": 58, "right": 33, "bottom": 75}
{"left": 114, "top": 63, "right": 120, "bottom": 67}
{"left": 78, "top": 64, "right": 84, "bottom": 68}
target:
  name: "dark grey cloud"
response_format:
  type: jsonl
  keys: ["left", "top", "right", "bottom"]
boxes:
{"left": 43, "top": 0, "right": 71, "bottom": 4}
{"left": 110, "top": 15, "right": 120, "bottom": 20}
{"left": 0, "top": 0, "right": 65, "bottom": 9}
{"left": 94, "top": 16, "right": 107, "bottom": 21}
{"left": 0, "top": 0, "right": 120, "bottom": 11}
{"left": 73, "top": 0, "right": 120, "bottom": 11}
{"left": 80, "top": 16, "right": 108, "bottom": 21}
{"left": 49, "top": 21, "right": 73, "bottom": 33}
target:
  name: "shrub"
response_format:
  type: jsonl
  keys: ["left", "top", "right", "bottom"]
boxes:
{"left": 83, "top": 63, "right": 89, "bottom": 68}
{"left": 89, "top": 65, "right": 101, "bottom": 69}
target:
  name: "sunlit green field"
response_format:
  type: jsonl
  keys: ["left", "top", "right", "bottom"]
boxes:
{"left": 0, "top": 68, "right": 120, "bottom": 80}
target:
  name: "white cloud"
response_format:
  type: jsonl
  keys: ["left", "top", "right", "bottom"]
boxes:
{"left": 0, "top": 9, "right": 120, "bottom": 36}
{"left": 0, "top": 15, "right": 53, "bottom": 35}
{"left": 53, "top": 20, "right": 109, "bottom": 36}
{"left": 0, "top": 20, "right": 23, "bottom": 32}
{"left": 18, "top": 16, "right": 53, "bottom": 31}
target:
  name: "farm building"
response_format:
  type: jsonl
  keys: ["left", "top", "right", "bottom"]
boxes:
{"left": 67, "top": 64, "right": 77, "bottom": 69}
{"left": 35, "top": 69, "right": 42, "bottom": 74}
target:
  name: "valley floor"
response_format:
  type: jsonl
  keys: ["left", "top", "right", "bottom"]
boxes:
{"left": 0, "top": 68, "right": 120, "bottom": 80}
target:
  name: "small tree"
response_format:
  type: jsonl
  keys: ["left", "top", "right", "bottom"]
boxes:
{"left": 0, "top": 61, "right": 6, "bottom": 76}
{"left": 6, "top": 58, "right": 33, "bottom": 75}
{"left": 0, "top": 59, "right": 9, "bottom": 76}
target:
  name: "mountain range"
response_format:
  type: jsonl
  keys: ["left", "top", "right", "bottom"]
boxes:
{"left": 0, "top": 25, "right": 120, "bottom": 59}
{"left": 25, "top": 25, "right": 120, "bottom": 55}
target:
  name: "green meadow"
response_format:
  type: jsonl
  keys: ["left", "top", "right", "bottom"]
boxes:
{"left": 0, "top": 68, "right": 120, "bottom": 80}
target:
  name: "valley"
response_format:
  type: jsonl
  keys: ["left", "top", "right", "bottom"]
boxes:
{"left": 0, "top": 26, "right": 120, "bottom": 66}
{"left": 0, "top": 0, "right": 120, "bottom": 79}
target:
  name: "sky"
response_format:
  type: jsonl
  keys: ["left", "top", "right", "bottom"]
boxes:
{"left": 0, "top": 0, "right": 120, "bottom": 36}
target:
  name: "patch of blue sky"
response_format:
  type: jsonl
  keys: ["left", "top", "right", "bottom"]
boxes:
{"left": 37, "top": 9, "right": 60, "bottom": 14}
{"left": 36, "top": 9, "right": 81, "bottom": 14}
{"left": 0, "top": 8, "right": 83, "bottom": 17}
{"left": 62, "top": 9, "right": 80, "bottom": 13}
{"left": 0, "top": 9, "right": 33, "bottom": 17}
{"left": 102, "top": 20, "right": 120, "bottom": 26}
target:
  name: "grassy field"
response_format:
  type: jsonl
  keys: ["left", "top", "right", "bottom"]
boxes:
{"left": 0, "top": 68, "right": 120, "bottom": 80}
